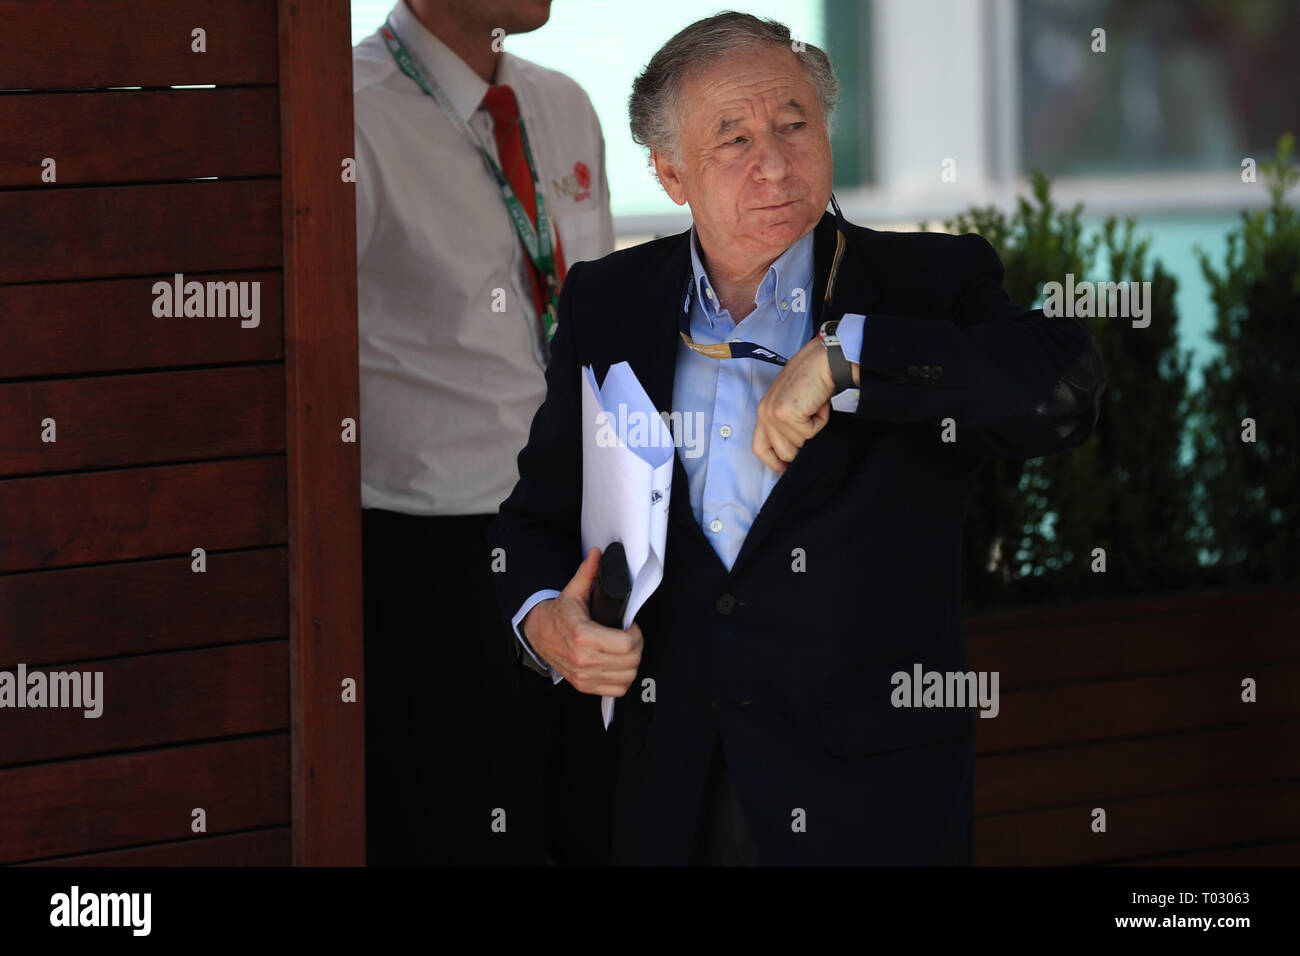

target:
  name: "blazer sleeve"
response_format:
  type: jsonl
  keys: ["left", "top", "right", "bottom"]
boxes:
{"left": 850, "top": 232, "right": 1105, "bottom": 460}
{"left": 489, "top": 260, "right": 588, "bottom": 627}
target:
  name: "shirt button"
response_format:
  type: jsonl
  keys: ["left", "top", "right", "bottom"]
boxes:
{"left": 715, "top": 593, "right": 736, "bottom": 614}
{"left": 719, "top": 424, "right": 733, "bottom": 438}
{"left": 709, "top": 519, "right": 723, "bottom": 533}
{"left": 704, "top": 288, "right": 714, "bottom": 300}
{"left": 780, "top": 300, "right": 789, "bottom": 311}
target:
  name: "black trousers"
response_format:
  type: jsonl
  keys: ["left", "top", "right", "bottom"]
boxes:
{"left": 362, "top": 509, "right": 617, "bottom": 865}
{"left": 692, "top": 739, "right": 759, "bottom": 866}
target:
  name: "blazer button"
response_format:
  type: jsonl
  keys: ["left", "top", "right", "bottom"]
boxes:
{"left": 715, "top": 593, "right": 736, "bottom": 614}
{"left": 710, "top": 698, "right": 718, "bottom": 712}
{"left": 932, "top": 365, "right": 944, "bottom": 379}
{"left": 906, "top": 364, "right": 919, "bottom": 377}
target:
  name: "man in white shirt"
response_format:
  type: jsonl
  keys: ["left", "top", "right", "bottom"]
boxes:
{"left": 353, "top": 0, "right": 616, "bottom": 864}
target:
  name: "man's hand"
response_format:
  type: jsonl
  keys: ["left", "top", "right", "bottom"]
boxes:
{"left": 752, "top": 337, "right": 852, "bottom": 472}
{"left": 520, "top": 546, "right": 644, "bottom": 696}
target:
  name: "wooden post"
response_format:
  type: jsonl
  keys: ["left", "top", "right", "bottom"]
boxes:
{"left": 277, "top": 0, "right": 366, "bottom": 865}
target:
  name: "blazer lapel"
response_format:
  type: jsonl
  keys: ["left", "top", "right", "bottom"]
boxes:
{"left": 633, "top": 230, "right": 724, "bottom": 568}
{"left": 726, "top": 212, "right": 882, "bottom": 581}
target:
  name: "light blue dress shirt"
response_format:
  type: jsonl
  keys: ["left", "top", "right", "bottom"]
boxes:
{"left": 673, "top": 227, "right": 816, "bottom": 570}
{"left": 511, "top": 223, "right": 866, "bottom": 674}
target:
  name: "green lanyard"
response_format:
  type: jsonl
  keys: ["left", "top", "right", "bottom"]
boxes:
{"left": 381, "top": 17, "right": 561, "bottom": 344}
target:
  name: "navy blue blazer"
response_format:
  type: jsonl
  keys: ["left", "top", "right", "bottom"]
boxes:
{"left": 490, "top": 210, "right": 1105, "bottom": 865}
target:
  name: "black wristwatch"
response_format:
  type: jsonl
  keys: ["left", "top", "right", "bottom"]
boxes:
{"left": 818, "top": 319, "right": 856, "bottom": 393}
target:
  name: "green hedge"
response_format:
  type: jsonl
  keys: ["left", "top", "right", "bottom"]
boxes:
{"left": 923, "top": 136, "right": 1298, "bottom": 609}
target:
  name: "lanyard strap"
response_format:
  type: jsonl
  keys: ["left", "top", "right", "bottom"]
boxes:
{"left": 678, "top": 198, "right": 849, "bottom": 368}
{"left": 678, "top": 274, "right": 791, "bottom": 367}
{"left": 381, "top": 17, "right": 562, "bottom": 342}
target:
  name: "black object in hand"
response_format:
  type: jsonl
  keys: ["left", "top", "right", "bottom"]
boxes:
{"left": 588, "top": 541, "right": 631, "bottom": 629}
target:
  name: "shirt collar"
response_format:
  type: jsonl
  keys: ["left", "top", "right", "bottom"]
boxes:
{"left": 688, "top": 227, "right": 816, "bottom": 328}
{"left": 390, "top": 0, "right": 512, "bottom": 122}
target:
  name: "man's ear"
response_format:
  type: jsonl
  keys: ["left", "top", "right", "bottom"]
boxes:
{"left": 650, "top": 149, "right": 688, "bottom": 206}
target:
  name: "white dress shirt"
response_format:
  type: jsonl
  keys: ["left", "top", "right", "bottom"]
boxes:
{"left": 353, "top": 0, "right": 615, "bottom": 515}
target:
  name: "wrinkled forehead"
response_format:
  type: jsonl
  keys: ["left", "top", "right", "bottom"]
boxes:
{"left": 677, "top": 44, "right": 815, "bottom": 132}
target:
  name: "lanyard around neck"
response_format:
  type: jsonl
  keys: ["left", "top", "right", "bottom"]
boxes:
{"left": 381, "top": 17, "right": 561, "bottom": 340}
{"left": 678, "top": 195, "right": 849, "bottom": 368}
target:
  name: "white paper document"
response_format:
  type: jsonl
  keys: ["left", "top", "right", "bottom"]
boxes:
{"left": 580, "top": 362, "right": 674, "bottom": 728}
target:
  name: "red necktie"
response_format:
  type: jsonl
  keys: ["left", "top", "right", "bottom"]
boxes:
{"left": 481, "top": 84, "right": 567, "bottom": 333}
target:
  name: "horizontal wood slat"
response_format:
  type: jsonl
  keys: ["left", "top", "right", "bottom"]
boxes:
{"left": 974, "top": 778, "right": 1300, "bottom": 866}
{"left": 966, "top": 589, "right": 1300, "bottom": 688}
{"left": 0, "top": 88, "right": 280, "bottom": 187}
{"left": 0, "top": 548, "right": 287, "bottom": 665}
{"left": 0, "top": 181, "right": 281, "bottom": 284}
{"left": 0, "top": 457, "right": 287, "bottom": 573}
{"left": 0, "top": 365, "right": 285, "bottom": 475}
{"left": 976, "top": 661, "right": 1300, "bottom": 753}
{"left": 0, "top": 641, "right": 288, "bottom": 765}
{"left": 0, "top": 735, "right": 289, "bottom": 863}
{"left": 975, "top": 721, "right": 1300, "bottom": 816}
{"left": 29, "top": 827, "right": 290, "bottom": 866}
{"left": 0, "top": 0, "right": 278, "bottom": 90}
{"left": 0, "top": 272, "right": 283, "bottom": 379}
{"left": 966, "top": 588, "right": 1299, "bottom": 632}
{"left": 1123, "top": 839, "right": 1300, "bottom": 866}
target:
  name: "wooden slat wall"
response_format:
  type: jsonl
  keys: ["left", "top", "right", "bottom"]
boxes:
{"left": 0, "top": 89, "right": 282, "bottom": 186}
{"left": 0, "top": 273, "right": 284, "bottom": 378}
{"left": 0, "top": 0, "right": 279, "bottom": 89}
{"left": 0, "top": 0, "right": 362, "bottom": 866}
{"left": 0, "top": 181, "right": 282, "bottom": 282}
{"left": 968, "top": 588, "right": 1300, "bottom": 865}
{"left": 2, "top": 738, "right": 290, "bottom": 862}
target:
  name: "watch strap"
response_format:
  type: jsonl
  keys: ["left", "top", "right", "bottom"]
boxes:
{"left": 819, "top": 320, "right": 856, "bottom": 393}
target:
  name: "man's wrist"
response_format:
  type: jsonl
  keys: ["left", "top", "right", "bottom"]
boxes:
{"left": 519, "top": 600, "right": 549, "bottom": 647}
{"left": 818, "top": 320, "right": 856, "bottom": 393}
{"left": 512, "top": 591, "right": 561, "bottom": 680}
{"left": 516, "top": 624, "right": 553, "bottom": 679}
{"left": 834, "top": 314, "right": 866, "bottom": 387}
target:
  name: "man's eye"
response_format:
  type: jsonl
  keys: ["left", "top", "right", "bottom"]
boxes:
{"left": 723, "top": 136, "right": 746, "bottom": 146}
{"left": 787, "top": 122, "right": 807, "bottom": 131}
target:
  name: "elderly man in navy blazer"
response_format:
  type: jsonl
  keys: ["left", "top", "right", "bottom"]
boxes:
{"left": 490, "top": 11, "right": 1104, "bottom": 866}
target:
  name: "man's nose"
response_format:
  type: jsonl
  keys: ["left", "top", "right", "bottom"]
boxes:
{"left": 750, "top": 130, "right": 792, "bottom": 181}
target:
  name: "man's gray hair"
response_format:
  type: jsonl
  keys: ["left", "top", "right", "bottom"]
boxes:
{"left": 629, "top": 11, "right": 839, "bottom": 168}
